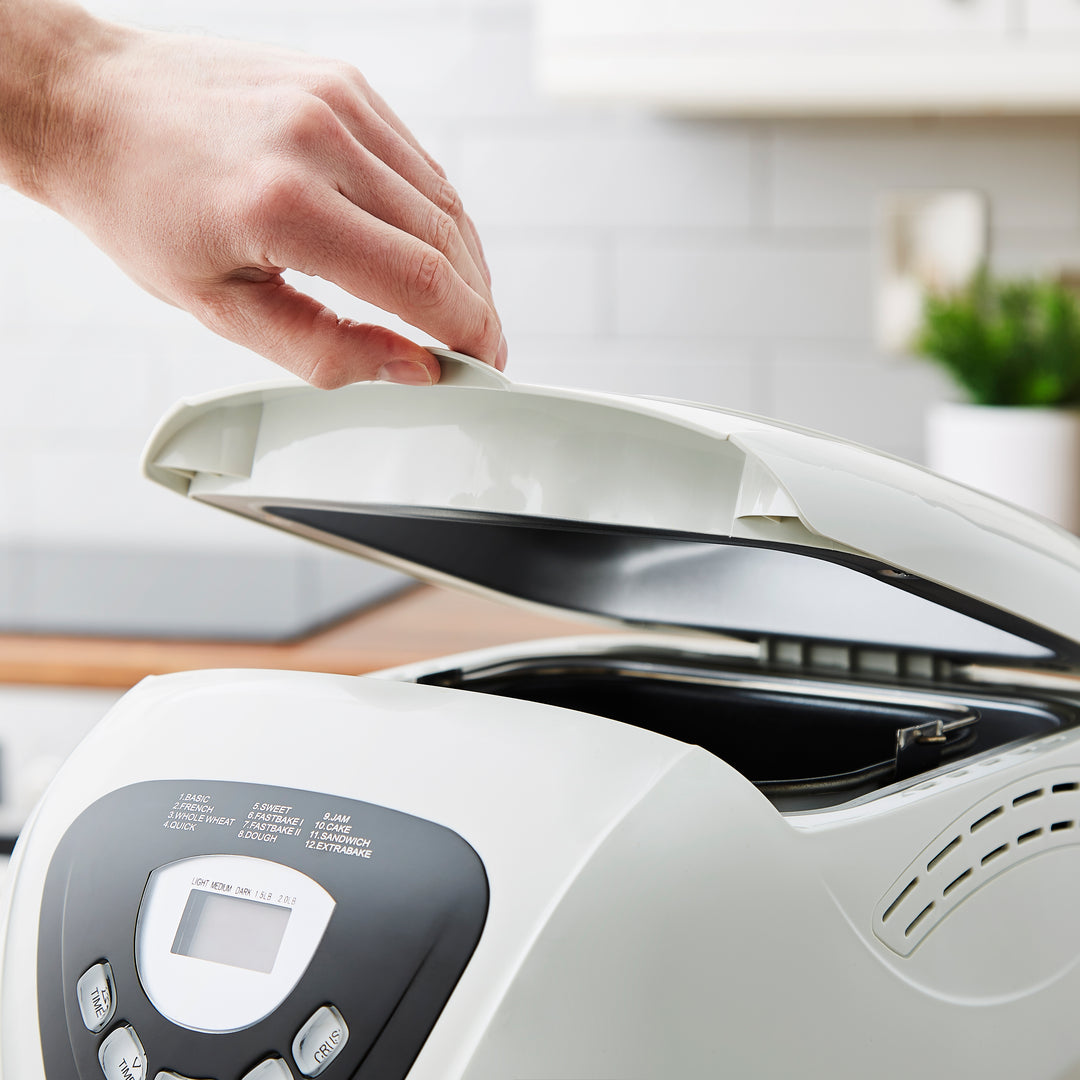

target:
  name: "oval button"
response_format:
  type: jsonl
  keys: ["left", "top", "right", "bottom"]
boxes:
{"left": 240, "top": 1058, "right": 292, "bottom": 1080}
{"left": 76, "top": 962, "right": 116, "bottom": 1033}
{"left": 98, "top": 1025, "right": 147, "bottom": 1080}
{"left": 292, "top": 1006, "right": 349, "bottom": 1077}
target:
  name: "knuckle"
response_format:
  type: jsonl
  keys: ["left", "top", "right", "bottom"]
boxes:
{"left": 432, "top": 178, "right": 464, "bottom": 222}
{"left": 306, "top": 61, "right": 369, "bottom": 113}
{"left": 241, "top": 166, "right": 313, "bottom": 237}
{"left": 407, "top": 247, "right": 453, "bottom": 308}
{"left": 306, "top": 66, "right": 348, "bottom": 107}
{"left": 428, "top": 208, "right": 458, "bottom": 258}
{"left": 334, "top": 59, "right": 369, "bottom": 94}
{"left": 282, "top": 94, "right": 341, "bottom": 153}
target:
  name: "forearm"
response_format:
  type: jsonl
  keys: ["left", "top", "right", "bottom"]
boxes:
{"left": 0, "top": 0, "right": 118, "bottom": 202}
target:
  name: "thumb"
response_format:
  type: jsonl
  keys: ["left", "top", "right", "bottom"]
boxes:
{"left": 190, "top": 277, "right": 442, "bottom": 388}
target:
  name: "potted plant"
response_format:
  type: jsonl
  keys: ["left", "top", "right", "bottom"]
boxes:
{"left": 917, "top": 270, "right": 1080, "bottom": 532}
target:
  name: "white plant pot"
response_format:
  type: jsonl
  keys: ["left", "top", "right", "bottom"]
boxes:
{"left": 926, "top": 402, "right": 1080, "bottom": 533}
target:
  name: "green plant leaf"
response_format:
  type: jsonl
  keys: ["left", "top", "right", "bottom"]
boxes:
{"left": 915, "top": 270, "right": 1080, "bottom": 407}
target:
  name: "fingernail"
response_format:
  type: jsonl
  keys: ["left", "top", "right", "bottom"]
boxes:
{"left": 377, "top": 360, "right": 434, "bottom": 386}
{"left": 495, "top": 333, "right": 508, "bottom": 372}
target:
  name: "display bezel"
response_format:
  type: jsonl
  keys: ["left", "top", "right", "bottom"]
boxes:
{"left": 136, "top": 854, "right": 335, "bottom": 1033}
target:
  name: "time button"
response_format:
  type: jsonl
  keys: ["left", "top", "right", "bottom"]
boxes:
{"left": 98, "top": 1025, "right": 147, "bottom": 1080}
{"left": 76, "top": 962, "right": 116, "bottom": 1033}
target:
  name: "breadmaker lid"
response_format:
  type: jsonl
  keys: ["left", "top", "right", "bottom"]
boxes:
{"left": 142, "top": 351, "right": 1080, "bottom": 668}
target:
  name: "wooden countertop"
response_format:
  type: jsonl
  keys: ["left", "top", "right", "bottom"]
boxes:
{"left": 0, "top": 587, "right": 599, "bottom": 689}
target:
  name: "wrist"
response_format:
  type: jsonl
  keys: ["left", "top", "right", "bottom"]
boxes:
{"left": 0, "top": 0, "right": 128, "bottom": 204}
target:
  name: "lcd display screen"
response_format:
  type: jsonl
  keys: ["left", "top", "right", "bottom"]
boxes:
{"left": 171, "top": 890, "right": 292, "bottom": 974}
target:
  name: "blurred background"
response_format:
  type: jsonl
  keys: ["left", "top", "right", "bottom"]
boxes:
{"left": 5, "top": 0, "right": 1080, "bottom": 582}
{"left": 6, "top": 0, "right": 1080, "bottom": 846}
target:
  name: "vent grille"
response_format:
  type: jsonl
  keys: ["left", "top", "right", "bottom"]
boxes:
{"left": 875, "top": 772, "right": 1080, "bottom": 955}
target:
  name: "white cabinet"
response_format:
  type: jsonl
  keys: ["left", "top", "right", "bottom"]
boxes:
{"left": 537, "top": 0, "right": 1080, "bottom": 115}
{"left": 549, "top": 0, "right": 1011, "bottom": 37}
{"left": 1025, "top": 0, "right": 1080, "bottom": 34}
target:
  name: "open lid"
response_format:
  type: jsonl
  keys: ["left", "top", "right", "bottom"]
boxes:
{"left": 142, "top": 351, "right": 1080, "bottom": 669}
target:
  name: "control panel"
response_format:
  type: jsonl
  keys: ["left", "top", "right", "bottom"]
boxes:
{"left": 37, "top": 781, "right": 488, "bottom": 1080}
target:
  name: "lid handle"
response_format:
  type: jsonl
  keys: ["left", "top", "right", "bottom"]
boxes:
{"left": 428, "top": 348, "right": 511, "bottom": 390}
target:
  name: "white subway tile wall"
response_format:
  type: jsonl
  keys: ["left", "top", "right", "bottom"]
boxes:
{"left": 2, "top": 0, "right": 1078, "bottom": 556}
{"left": 769, "top": 124, "right": 1080, "bottom": 232}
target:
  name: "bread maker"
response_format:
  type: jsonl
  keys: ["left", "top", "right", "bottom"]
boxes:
{"left": 6, "top": 351, "right": 1080, "bottom": 1080}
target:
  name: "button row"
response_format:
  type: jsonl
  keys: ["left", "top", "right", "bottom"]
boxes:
{"left": 79, "top": 962, "right": 349, "bottom": 1080}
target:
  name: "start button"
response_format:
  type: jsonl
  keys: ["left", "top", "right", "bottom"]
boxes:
{"left": 292, "top": 1005, "right": 349, "bottom": 1077}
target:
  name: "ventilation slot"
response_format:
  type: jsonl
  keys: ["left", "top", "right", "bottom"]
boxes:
{"left": 971, "top": 806, "right": 1004, "bottom": 832}
{"left": 926, "top": 836, "right": 960, "bottom": 872}
{"left": 1012, "top": 789, "right": 1044, "bottom": 807}
{"left": 943, "top": 868, "right": 972, "bottom": 896}
{"left": 875, "top": 771, "right": 1080, "bottom": 956}
{"left": 905, "top": 903, "right": 935, "bottom": 938}
{"left": 882, "top": 877, "right": 918, "bottom": 922}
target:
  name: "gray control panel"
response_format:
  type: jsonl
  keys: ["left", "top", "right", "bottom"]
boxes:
{"left": 37, "top": 781, "right": 488, "bottom": 1080}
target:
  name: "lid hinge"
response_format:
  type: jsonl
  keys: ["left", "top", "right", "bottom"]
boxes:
{"left": 761, "top": 637, "right": 957, "bottom": 684}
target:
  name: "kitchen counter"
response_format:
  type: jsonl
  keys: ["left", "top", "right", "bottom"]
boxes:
{"left": 0, "top": 586, "right": 600, "bottom": 689}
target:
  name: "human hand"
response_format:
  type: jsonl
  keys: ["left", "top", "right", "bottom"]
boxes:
{"left": 9, "top": 6, "right": 504, "bottom": 387}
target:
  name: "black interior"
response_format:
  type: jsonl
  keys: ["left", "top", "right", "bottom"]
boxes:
{"left": 262, "top": 504, "right": 1078, "bottom": 664}
{"left": 422, "top": 663, "right": 1073, "bottom": 810}
{"left": 256, "top": 503, "right": 1080, "bottom": 809}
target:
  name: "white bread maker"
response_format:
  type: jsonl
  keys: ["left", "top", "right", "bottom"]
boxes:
{"left": 5, "top": 352, "right": 1080, "bottom": 1080}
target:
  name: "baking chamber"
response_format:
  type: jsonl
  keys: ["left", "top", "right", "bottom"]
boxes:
{"left": 415, "top": 652, "right": 1074, "bottom": 810}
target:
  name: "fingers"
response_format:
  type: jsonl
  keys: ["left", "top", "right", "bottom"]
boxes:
{"left": 463, "top": 212, "right": 492, "bottom": 290}
{"left": 334, "top": 139, "right": 493, "bottom": 311}
{"left": 191, "top": 277, "right": 442, "bottom": 389}
{"left": 351, "top": 110, "right": 493, "bottom": 289}
{"left": 363, "top": 83, "right": 443, "bottom": 177}
{"left": 317, "top": 74, "right": 494, "bottom": 291}
{"left": 265, "top": 96, "right": 504, "bottom": 369}
{"left": 248, "top": 166, "right": 503, "bottom": 368}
